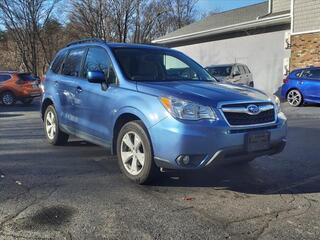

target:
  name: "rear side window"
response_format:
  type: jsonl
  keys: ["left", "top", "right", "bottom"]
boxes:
{"left": 18, "top": 73, "right": 38, "bottom": 81}
{"left": 238, "top": 65, "right": 246, "bottom": 74}
{"left": 302, "top": 69, "right": 320, "bottom": 80}
{"left": 244, "top": 65, "right": 251, "bottom": 74}
{"left": 61, "top": 48, "right": 86, "bottom": 77}
{"left": 0, "top": 74, "right": 11, "bottom": 82}
{"left": 51, "top": 51, "right": 67, "bottom": 74}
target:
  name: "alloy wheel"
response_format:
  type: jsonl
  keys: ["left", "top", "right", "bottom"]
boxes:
{"left": 287, "top": 90, "right": 302, "bottom": 107}
{"left": 120, "top": 131, "right": 145, "bottom": 176}
{"left": 2, "top": 92, "right": 14, "bottom": 105}
{"left": 45, "top": 110, "right": 57, "bottom": 140}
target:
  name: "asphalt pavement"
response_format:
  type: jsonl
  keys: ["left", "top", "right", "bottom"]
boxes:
{"left": 0, "top": 101, "right": 320, "bottom": 240}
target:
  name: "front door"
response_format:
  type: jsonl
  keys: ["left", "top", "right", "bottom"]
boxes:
{"left": 74, "top": 46, "right": 118, "bottom": 141}
{"left": 300, "top": 69, "right": 320, "bottom": 103}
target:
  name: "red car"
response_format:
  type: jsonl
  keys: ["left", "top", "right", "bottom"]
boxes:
{"left": 0, "top": 71, "right": 41, "bottom": 106}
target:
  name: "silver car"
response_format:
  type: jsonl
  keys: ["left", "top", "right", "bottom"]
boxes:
{"left": 206, "top": 64, "right": 254, "bottom": 87}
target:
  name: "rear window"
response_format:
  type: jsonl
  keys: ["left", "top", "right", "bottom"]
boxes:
{"left": 51, "top": 50, "right": 67, "bottom": 74}
{"left": 0, "top": 74, "right": 11, "bottom": 82}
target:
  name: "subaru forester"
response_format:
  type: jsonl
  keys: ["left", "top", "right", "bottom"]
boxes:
{"left": 41, "top": 39, "right": 287, "bottom": 184}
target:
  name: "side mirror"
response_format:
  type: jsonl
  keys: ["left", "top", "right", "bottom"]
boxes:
{"left": 233, "top": 71, "right": 241, "bottom": 77}
{"left": 87, "top": 71, "right": 105, "bottom": 83}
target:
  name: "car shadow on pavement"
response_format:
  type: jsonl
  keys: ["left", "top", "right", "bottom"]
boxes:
{"left": 0, "top": 99, "right": 40, "bottom": 113}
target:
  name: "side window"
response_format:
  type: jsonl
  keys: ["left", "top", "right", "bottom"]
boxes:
{"left": 244, "top": 65, "right": 251, "bottom": 74}
{"left": 164, "top": 55, "right": 199, "bottom": 80}
{"left": 233, "top": 66, "right": 240, "bottom": 75}
{"left": 51, "top": 51, "right": 67, "bottom": 74}
{"left": 0, "top": 74, "right": 11, "bottom": 82}
{"left": 61, "top": 48, "right": 86, "bottom": 77}
{"left": 302, "top": 69, "right": 320, "bottom": 80}
{"left": 238, "top": 65, "right": 246, "bottom": 75}
{"left": 82, "top": 47, "right": 117, "bottom": 84}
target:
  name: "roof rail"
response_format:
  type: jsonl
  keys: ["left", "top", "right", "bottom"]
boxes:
{"left": 66, "top": 38, "right": 106, "bottom": 47}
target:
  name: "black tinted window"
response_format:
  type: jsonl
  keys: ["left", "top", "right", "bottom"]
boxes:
{"left": 302, "top": 69, "right": 320, "bottom": 79}
{"left": 82, "top": 47, "right": 116, "bottom": 83}
{"left": 62, "top": 48, "right": 85, "bottom": 77}
{"left": 0, "top": 74, "right": 11, "bottom": 82}
{"left": 51, "top": 51, "right": 67, "bottom": 74}
{"left": 207, "top": 66, "right": 232, "bottom": 77}
{"left": 18, "top": 73, "right": 38, "bottom": 81}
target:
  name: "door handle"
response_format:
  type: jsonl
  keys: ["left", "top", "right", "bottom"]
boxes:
{"left": 76, "top": 86, "right": 83, "bottom": 93}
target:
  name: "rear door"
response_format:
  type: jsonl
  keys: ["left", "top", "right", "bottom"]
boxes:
{"left": 0, "top": 74, "right": 12, "bottom": 91}
{"left": 59, "top": 47, "right": 86, "bottom": 128}
{"left": 300, "top": 69, "right": 320, "bottom": 103}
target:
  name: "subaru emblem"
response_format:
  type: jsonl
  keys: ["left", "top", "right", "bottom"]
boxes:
{"left": 247, "top": 104, "right": 260, "bottom": 115}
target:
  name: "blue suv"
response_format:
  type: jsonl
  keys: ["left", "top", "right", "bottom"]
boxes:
{"left": 281, "top": 67, "right": 320, "bottom": 107}
{"left": 41, "top": 39, "right": 287, "bottom": 184}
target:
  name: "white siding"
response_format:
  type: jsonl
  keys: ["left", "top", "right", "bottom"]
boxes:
{"left": 175, "top": 30, "right": 290, "bottom": 95}
{"left": 272, "top": 0, "right": 291, "bottom": 12}
{"left": 293, "top": 0, "right": 320, "bottom": 33}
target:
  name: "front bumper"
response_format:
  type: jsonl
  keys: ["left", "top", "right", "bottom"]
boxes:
{"left": 150, "top": 112, "right": 287, "bottom": 170}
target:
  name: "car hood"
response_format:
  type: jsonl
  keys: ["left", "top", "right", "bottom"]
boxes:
{"left": 137, "top": 81, "right": 271, "bottom": 107}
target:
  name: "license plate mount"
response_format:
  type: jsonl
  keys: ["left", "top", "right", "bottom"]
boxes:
{"left": 245, "top": 131, "right": 270, "bottom": 152}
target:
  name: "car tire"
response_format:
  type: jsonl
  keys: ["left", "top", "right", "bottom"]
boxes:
{"left": 249, "top": 82, "right": 254, "bottom": 87}
{"left": 287, "top": 89, "right": 303, "bottom": 107}
{"left": 117, "top": 120, "right": 158, "bottom": 184}
{"left": 1, "top": 91, "right": 16, "bottom": 106}
{"left": 44, "top": 105, "right": 69, "bottom": 145}
{"left": 21, "top": 98, "right": 33, "bottom": 105}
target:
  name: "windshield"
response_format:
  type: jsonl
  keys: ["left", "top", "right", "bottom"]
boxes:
{"left": 112, "top": 48, "right": 215, "bottom": 82}
{"left": 207, "top": 66, "right": 232, "bottom": 77}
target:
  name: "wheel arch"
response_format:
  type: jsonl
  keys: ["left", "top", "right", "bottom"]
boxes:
{"left": 286, "top": 87, "right": 303, "bottom": 99}
{"left": 112, "top": 111, "right": 150, "bottom": 155}
{"left": 41, "top": 98, "right": 54, "bottom": 120}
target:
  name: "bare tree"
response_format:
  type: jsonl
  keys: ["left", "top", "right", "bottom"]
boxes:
{"left": 164, "top": 0, "right": 199, "bottom": 31}
{"left": 0, "top": 0, "right": 60, "bottom": 75}
{"left": 69, "top": 0, "right": 114, "bottom": 40}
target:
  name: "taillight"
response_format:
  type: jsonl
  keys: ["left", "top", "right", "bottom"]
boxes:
{"left": 283, "top": 76, "right": 289, "bottom": 84}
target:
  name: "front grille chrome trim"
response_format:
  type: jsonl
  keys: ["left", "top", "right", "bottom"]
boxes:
{"left": 218, "top": 101, "right": 277, "bottom": 128}
{"left": 221, "top": 104, "right": 274, "bottom": 114}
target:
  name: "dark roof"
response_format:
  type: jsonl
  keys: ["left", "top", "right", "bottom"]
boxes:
{"left": 153, "top": 2, "right": 290, "bottom": 44}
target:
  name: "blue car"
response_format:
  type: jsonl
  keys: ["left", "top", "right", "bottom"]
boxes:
{"left": 41, "top": 39, "right": 287, "bottom": 184}
{"left": 281, "top": 67, "right": 320, "bottom": 107}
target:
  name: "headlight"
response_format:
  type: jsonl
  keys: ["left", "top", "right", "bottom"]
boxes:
{"left": 160, "top": 97, "right": 217, "bottom": 121}
{"left": 272, "top": 95, "right": 281, "bottom": 114}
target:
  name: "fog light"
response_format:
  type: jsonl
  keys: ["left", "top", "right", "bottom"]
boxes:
{"left": 176, "top": 154, "right": 206, "bottom": 167}
{"left": 182, "top": 155, "right": 190, "bottom": 165}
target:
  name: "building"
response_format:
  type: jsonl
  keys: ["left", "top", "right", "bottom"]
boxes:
{"left": 153, "top": 0, "right": 320, "bottom": 95}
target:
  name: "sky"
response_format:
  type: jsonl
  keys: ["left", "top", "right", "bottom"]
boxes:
{"left": 197, "top": 0, "right": 266, "bottom": 13}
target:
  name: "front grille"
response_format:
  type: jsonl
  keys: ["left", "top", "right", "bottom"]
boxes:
{"left": 221, "top": 102, "right": 275, "bottom": 126}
